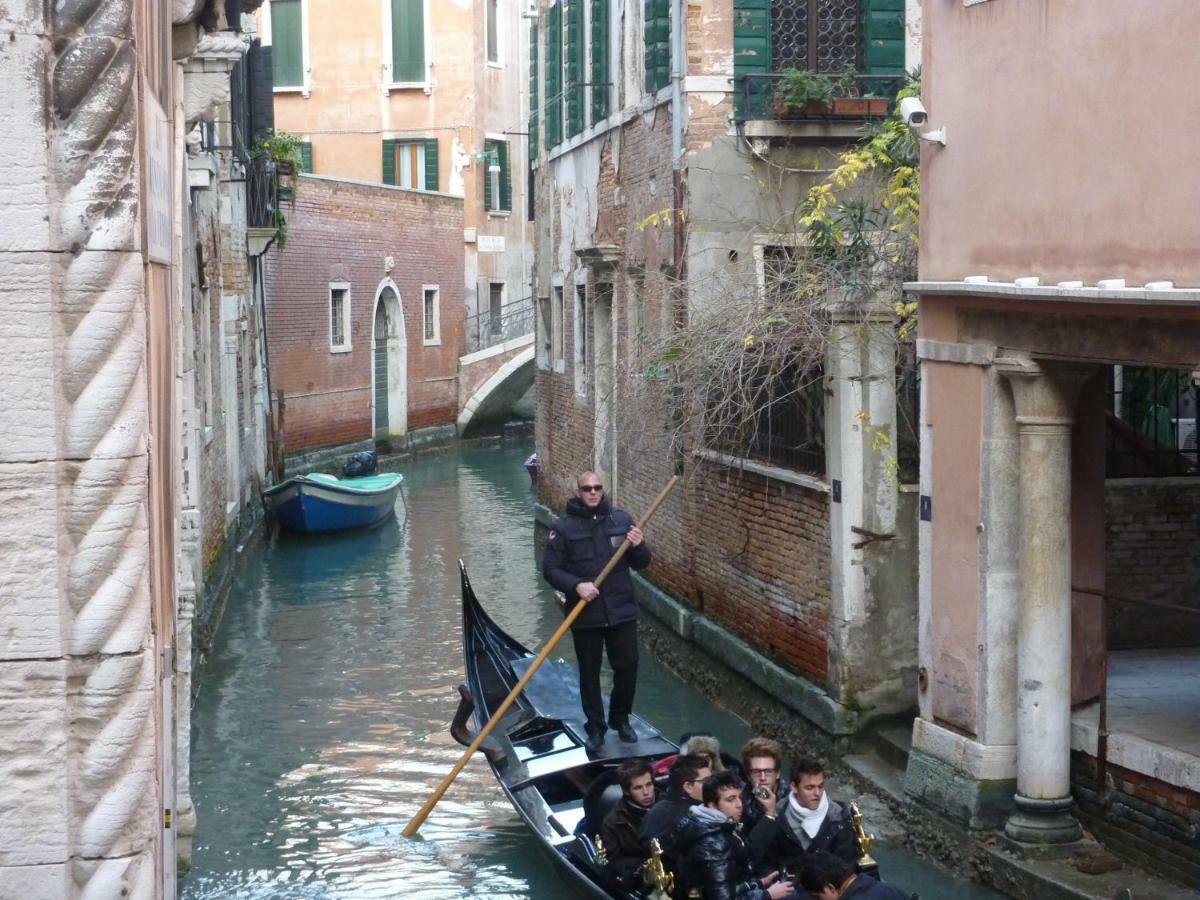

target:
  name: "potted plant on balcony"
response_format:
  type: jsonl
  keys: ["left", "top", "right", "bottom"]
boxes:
{"left": 831, "top": 66, "right": 869, "bottom": 117}
{"left": 252, "top": 129, "right": 304, "bottom": 200}
{"left": 776, "top": 68, "right": 833, "bottom": 116}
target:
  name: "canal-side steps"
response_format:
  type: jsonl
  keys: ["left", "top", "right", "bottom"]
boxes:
{"left": 844, "top": 720, "right": 1198, "bottom": 900}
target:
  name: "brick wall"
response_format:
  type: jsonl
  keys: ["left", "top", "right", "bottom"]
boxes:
{"left": 1105, "top": 478, "right": 1200, "bottom": 649}
{"left": 264, "top": 175, "right": 465, "bottom": 454}
{"left": 1073, "top": 752, "right": 1200, "bottom": 887}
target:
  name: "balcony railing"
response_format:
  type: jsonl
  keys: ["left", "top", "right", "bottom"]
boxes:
{"left": 247, "top": 156, "right": 281, "bottom": 230}
{"left": 465, "top": 297, "right": 534, "bottom": 355}
{"left": 736, "top": 73, "right": 905, "bottom": 123}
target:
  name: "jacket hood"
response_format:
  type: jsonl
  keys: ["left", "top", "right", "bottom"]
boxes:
{"left": 566, "top": 495, "right": 611, "bottom": 517}
{"left": 676, "top": 804, "right": 736, "bottom": 846}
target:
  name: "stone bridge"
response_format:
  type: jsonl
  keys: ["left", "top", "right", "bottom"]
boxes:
{"left": 457, "top": 334, "right": 535, "bottom": 435}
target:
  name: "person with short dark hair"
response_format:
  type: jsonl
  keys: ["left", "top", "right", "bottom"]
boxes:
{"left": 600, "top": 759, "right": 658, "bottom": 873}
{"left": 640, "top": 753, "right": 712, "bottom": 862}
{"left": 673, "top": 771, "right": 794, "bottom": 900}
{"left": 739, "top": 736, "right": 787, "bottom": 832}
{"left": 747, "top": 757, "right": 860, "bottom": 878}
{"left": 543, "top": 472, "right": 652, "bottom": 753}
{"left": 800, "top": 851, "right": 911, "bottom": 899}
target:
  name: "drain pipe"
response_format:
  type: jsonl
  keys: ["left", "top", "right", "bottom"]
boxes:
{"left": 670, "top": 0, "right": 685, "bottom": 319}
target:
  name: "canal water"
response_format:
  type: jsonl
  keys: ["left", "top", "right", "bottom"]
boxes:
{"left": 185, "top": 443, "right": 1003, "bottom": 900}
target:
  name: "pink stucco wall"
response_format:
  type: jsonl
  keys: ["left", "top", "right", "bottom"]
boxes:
{"left": 920, "top": 1, "right": 1200, "bottom": 286}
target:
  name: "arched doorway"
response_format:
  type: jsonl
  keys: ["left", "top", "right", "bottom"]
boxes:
{"left": 372, "top": 281, "right": 407, "bottom": 440}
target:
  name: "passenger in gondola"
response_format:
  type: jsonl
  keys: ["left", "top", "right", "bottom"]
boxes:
{"left": 600, "top": 759, "right": 660, "bottom": 876}
{"left": 798, "top": 851, "right": 913, "bottom": 899}
{"left": 674, "top": 771, "right": 795, "bottom": 900}
{"left": 747, "top": 757, "right": 861, "bottom": 880}
{"left": 641, "top": 753, "right": 712, "bottom": 861}
{"left": 543, "top": 472, "right": 652, "bottom": 754}
{"left": 739, "top": 736, "right": 788, "bottom": 832}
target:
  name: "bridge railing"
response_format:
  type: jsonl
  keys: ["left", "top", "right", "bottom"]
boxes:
{"left": 465, "top": 297, "right": 534, "bottom": 355}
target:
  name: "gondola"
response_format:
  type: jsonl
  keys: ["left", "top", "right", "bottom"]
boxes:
{"left": 451, "top": 561, "right": 679, "bottom": 899}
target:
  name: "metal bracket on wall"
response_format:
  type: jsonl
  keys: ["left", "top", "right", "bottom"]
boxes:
{"left": 850, "top": 526, "right": 895, "bottom": 550}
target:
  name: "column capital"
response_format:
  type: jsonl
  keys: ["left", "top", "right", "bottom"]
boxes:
{"left": 995, "top": 355, "right": 1099, "bottom": 426}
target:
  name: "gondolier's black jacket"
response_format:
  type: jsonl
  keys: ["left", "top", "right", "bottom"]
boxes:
{"left": 543, "top": 496, "right": 651, "bottom": 629}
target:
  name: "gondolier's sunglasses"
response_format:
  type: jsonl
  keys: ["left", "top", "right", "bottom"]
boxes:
{"left": 579, "top": 484, "right": 603, "bottom": 492}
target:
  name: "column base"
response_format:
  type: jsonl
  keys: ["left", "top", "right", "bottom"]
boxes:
{"left": 1003, "top": 793, "right": 1082, "bottom": 845}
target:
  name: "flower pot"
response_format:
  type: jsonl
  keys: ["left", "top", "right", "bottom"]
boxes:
{"left": 832, "top": 97, "right": 870, "bottom": 117}
{"left": 866, "top": 98, "right": 890, "bottom": 116}
{"left": 275, "top": 159, "right": 296, "bottom": 177}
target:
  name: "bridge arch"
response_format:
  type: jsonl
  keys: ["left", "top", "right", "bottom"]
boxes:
{"left": 458, "top": 345, "right": 535, "bottom": 435}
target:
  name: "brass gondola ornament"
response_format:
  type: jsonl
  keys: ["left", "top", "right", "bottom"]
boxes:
{"left": 595, "top": 835, "right": 609, "bottom": 868}
{"left": 642, "top": 838, "right": 676, "bottom": 899}
{"left": 849, "top": 801, "right": 878, "bottom": 870}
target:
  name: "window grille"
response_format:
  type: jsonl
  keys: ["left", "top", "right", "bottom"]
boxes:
{"left": 771, "top": 0, "right": 860, "bottom": 73}
{"left": 1106, "top": 366, "right": 1200, "bottom": 477}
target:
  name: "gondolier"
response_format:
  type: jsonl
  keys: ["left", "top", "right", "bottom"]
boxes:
{"left": 543, "top": 472, "right": 652, "bottom": 753}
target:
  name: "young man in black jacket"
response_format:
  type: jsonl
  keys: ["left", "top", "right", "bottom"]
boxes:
{"left": 543, "top": 472, "right": 651, "bottom": 753}
{"left": 799, "top": 851, "right": 912, "bottom": 899}
{"left": 600, "top": 759, "right": 659, "bottom": 874}
{"left": 674, "top": 771, "right": 794, "bottom": 900}
{"left": 747, "top": 758, "right": 860, "bottom": 879}
{"left": 640, "top": 753, "right": 712, "bottom": 864}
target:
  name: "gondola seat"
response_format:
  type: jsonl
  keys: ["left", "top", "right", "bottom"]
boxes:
{"left": 578, "top": 768, "right": 624, "bottom": 838}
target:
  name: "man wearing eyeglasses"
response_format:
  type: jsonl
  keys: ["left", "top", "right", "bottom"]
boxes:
{"left": 543, "top": 472, "right": 652, "bottom": 753}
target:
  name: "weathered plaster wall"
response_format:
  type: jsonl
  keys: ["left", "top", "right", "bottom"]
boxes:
{"left": 920, "top": 0, "right": 1200, "bottom": 286}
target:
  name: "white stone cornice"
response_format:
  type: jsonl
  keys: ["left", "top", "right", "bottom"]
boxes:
{"left": 905, "top": 279, "right": 1200, "bottom": 306}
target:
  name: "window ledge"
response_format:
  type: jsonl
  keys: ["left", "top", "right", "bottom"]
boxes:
{"left": 487, "top": 209, "right": 512, "bottom": 218}
{"left": 274, "top": 85, "right": 308, "bottom": 95}
{"left": 388, "top": 82, "right": 431, "bottom": 92}
{"left": 486, "top": 61, "right": 504, "bottom": 70}
{"left": 423, "top": 338, "right": 441, "bottom": 347}
{"left": 330, "top": 345, "right": 353, "bottom": 354}
{"left": 693, "top": 448, "right": 829, "bottom": 493}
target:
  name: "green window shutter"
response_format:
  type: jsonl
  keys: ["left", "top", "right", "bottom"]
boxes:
{"left": 498, "top": 141, "right": 511, "bottom": 211}
{"left": 299, "top": 141, "right": 313, "bottom": 173}
{"left": 391, "top": 0, "right": 425, "bottom": 83}
{"left": 545, "top": 4, "right": 562, "bottom": 147}
{"left": 863, "top": 0, "right": 905, "bottom": 77}
{"left": 424, "top": 138, "right": 439, "bottom": 190}
{"left": 483, "top": 140, "right": 495, "bottom": 210}
{"left": 271, "top": 0, "right": 303, "bottom": 88}
{"left": 529, "top": 19, "right": 539, "bottom": 157}
{"left": 644, "top": 0, "right": 670, "bottom": 94}
{"left": 382, "top": 139, "right": 397, "bottom": 185}
{"left": 565, "top": 0, "right": 584, "bottom": 137}
{"left": 590, "top": 0, "right": 609, "bottom": 122}
{"left": 733, "top": 0, "right": 771, "bottom": 118}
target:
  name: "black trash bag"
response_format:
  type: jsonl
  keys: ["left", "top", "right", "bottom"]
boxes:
{"left": 342, "top": 450, "right": 378, "bottom": 478}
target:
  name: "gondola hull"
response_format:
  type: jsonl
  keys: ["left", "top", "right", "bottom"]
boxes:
{"left": 456, "top": 562, "right": 678, "bottom": 899}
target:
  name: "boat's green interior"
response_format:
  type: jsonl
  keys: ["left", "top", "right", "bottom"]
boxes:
{"left": 305, "top": 473, "right": 402, "bottom": 492}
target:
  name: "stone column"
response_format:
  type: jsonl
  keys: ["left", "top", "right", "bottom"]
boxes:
{"left": 998, "top": 356, "right": 1092, "bottom": 845}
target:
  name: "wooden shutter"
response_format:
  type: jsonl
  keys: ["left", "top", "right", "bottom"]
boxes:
{"left": 529, "top": 18, "right": 539, "bottom": 156}
{"left": 590, "top": 0, "right": 609, "bottom": 122}
{"left": 644, "top": 0, "right": 670, "bottom": 94}
{"left": 498, "top": 141, "right": 511, "bottom": 211}
{"left": 565, "top": 0, "right": 584, "bottom": 137}
{"left": 483, "top": 140, "right": 495, "bottom": 210}
{"left": 382, "top": 139, "right": 397, "bottom": 185}
{"left": 271, "top": 0, "right": 303, "bottom": 88}
{"left": 733, "top": 0, "right": 771, "bottom": 118}
{"left": 392, "top": 0, "right": 425, "bottom": 83}
{"left": 545, "top": 3, "right": 562, "bottom": 147}
{"left": 424, "top": 138, "right": 439, "bottom": 190}
{"left": 863, "top": 0, "right": 905, "bottom": 76}
{"left": 299, "top": 141, "right": 313, "bottom": 173}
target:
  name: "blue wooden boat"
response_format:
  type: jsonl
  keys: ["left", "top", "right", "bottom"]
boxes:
{"left": 263, "top": 472, "right": 403, "bottom": 533}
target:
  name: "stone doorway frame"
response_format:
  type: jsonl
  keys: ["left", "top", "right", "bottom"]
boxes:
{"left": 372, "top": 278, "right": 407, "bottom": 439}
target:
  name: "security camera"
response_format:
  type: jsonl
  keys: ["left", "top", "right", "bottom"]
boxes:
{"left": 899, "top": 97, "right": 927, "bottom": 128}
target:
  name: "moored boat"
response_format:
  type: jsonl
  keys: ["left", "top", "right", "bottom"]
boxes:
{"left": 453, "top": 561, "right": 678, "bottom": 898}
{"left": 263, "top": 472, "right": 403, "bottom": 533}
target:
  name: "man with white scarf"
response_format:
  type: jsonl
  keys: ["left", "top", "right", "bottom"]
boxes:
{"left": 747, "top": 757, "right": 861, "bottom": 884}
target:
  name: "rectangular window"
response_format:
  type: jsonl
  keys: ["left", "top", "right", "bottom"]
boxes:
{"left": 489, "top": 283, "right": 505, "bottom": 336}
{"left": 382, "top": 139, "right": 438, "bottom": 190}
{"left": 423, "top": 285, "right": 440, "bottom": 345}
{"left": 487, "top": 0, "right": 501, "bottom": 64}
{"left": 553, "top": 285, "right": 565, "bottom": 368}
{"left": 298, "top": 141, "right": 313, "bottom": 173}
{"left": 391, "top": 0, "right": 426, "bottom": 84}
{"left": 483, "top": 139, "right": 511, "bottom": 212}
{"left": 544, "top": 3, "right": 563, "bottom": 148}
{"left": 329, "top": 284, "right": 351, "bottom": 352}
{"left": 565, "top": 0, "right": 584, "bottom": 136}
{"left": 590, "top": 0, "right": 610, "bottom": 122}
{"left": 643, "top": 0, "right": 670, "bottom": 94}
{"left": 271, "top": 0, "right": 304, "bottom": 89}
{"left": 537, "top": 296, "right": 552, "bottom": 368}
{"left": 574, "top": 283, "right": 589, "bottom": 397}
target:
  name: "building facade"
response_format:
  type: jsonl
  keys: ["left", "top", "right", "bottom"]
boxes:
{"left": 257, "top": 0, "right": 533, "bottom": 346}
{"left": 908, "top": 0, "right": 1200, "bottom": 883}
{"left": 531, "top": 0, "right": 922, "bottom": 739}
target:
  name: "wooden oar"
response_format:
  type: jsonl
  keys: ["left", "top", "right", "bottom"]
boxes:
{"left": 402, "top": 474, "right": 680, "bottom": 838}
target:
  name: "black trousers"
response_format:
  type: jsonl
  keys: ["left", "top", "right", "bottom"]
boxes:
{"left": 572, "top": 619, "right": 639, "bottom": 732}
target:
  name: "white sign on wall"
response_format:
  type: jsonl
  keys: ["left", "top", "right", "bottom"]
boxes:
{"left": 143, "top": 86, "right": 173, "bottom": 266}
{"left": 477, "top": 235, "right": 506, "bottom": 253}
